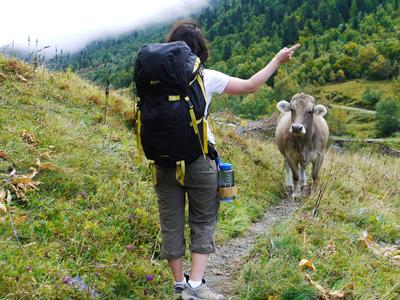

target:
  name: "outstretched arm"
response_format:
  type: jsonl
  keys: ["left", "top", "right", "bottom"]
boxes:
{"left": 223, "top": 44, "right": 300, "bottom": 95}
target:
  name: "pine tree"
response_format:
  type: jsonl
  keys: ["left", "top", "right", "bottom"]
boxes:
{"left": 350, "top": 0, "right": 359, "bottom": 28}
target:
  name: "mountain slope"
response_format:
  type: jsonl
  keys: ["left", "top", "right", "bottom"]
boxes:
{"left": 62, "top": 0, "right": 400, "bottom": 90}
{"left": 1, "top": 55, "right": 399, "bottom": 299}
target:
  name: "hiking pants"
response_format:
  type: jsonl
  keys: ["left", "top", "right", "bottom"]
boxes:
{"left": 155, "top": 156, "right": 219, "bottom": 260}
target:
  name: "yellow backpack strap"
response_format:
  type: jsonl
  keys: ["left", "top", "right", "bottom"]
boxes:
{"left": 203, "top": 117, "right": 208, "bottom": 154}
{"left": 136, "top": 109, "right": 143, "bottom": 162}
{"left": 185, "top": 96, "right": 199, "bottom": 136}
{"left": 192, "top": 57, "right": 201, "bottom": 74}
{"left": 197, "top": 74, "right": 209, "bottom": 155}
{"left": 149, "top": 160, "right": 157, "bottom": 186}
{"left": 207, "top": 113, "right": 216, "bottom": 132}
{"left": 196, "top": 74, "right": 206, "bottom": 99}
{"left": 175, "top": 160, "right": 185, "bottom": 186}
{"left": 185, "top": 97, "right": 206, "bottom": 158}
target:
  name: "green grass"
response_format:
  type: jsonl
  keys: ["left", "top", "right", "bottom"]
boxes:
{"left": 238, "top": 149, "right": 400, "bottom": 299}
{"left": 1, "top": 56, "right": 398, "bottom": 299}
{"left": 0, "top": 56, "right": 283, "bottom": 299}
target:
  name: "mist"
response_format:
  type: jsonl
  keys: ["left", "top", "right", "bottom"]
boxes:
{"left": 0, "top": 0, "right": 210, "bottom": 55}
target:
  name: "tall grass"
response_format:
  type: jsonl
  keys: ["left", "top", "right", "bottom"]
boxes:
{"left": 238, "top": 149, "right": 400, "bottom": 299}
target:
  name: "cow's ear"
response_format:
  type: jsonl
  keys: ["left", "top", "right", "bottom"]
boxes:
{"left": 314, "top": 105, "right": 327, "bottom": 116}
{"left": 277, "top": 100, "right": 290, "bottom": 112}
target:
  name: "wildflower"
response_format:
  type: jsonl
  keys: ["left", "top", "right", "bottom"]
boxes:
{"left": 62, "top": 276, "right": 72, "bottom": 285}
{"left": 146, "top": 274, "right": 154, "bottom": 282}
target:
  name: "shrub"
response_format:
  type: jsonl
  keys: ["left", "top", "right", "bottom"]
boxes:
{"left": 336, "top": 69, "right": 345, "bottom": 82}
{"left": 362, "top": 87, "right": 383, "bottom": 109}
{"left": 375, "top": 98, "right": 400, "bottom": 136}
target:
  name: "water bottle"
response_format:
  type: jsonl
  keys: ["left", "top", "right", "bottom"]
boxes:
{"left": 216, "top": 158, "right": 236, "bottom": 202}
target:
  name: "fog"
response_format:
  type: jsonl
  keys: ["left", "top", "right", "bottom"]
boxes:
{"left": 0, "top": 0, "right": 209, "bottom": 54}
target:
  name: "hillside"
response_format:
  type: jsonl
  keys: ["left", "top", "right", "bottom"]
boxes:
{"left": 42, "top": 0, "right": 400, "bottom": 144}
{"left": 238, "top": 148, "right": 400, "bottom": 299}
{"left": 1, "top": 56, "right": 399, "bottom": 299}
{"left": 0, "top": 55, "right": 283, "bottom": 298}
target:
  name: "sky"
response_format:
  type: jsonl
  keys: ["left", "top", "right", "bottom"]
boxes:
{"left": 0, "top": 0, "right": 209, "bottom": 54}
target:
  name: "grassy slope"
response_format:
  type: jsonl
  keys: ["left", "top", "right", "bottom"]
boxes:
{"left": 0, "top": 56, "right": 283, "bottom": 299}
{"left": 318, "top": 79, "right": 398, "bottom": 104}
{"left": 238, "top": 149, "right": 400, "bottom": 299}
{"left": 315, "top": 79, "right": 400, "bottom": 149}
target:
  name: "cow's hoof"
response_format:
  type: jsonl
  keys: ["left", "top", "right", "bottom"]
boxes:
{"left": 301, "top": 185, "right": 311, "bottom": 197}
{"left": 292, "top": 191, "right": 302, "bottom": 199}
{"left": 285, "top": 185, "right": 294, "bottom": 195}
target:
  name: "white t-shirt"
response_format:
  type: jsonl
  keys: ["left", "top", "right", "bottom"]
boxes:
{"left": 203, "top": 69, "right": 230, "bottom": 145}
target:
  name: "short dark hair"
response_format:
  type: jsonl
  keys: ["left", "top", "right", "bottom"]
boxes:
{"left": 166, "top": 20, "right": 209, "bottom": 64}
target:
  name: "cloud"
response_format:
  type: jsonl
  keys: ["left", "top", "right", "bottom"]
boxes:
{"left": 0, "top": 0, "right": 209, "bottom": 53}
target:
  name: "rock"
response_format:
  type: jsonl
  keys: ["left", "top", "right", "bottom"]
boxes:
{"left": 330, "top": 144, "right": 344, "bottom": 154}
{"left": 0, "top": 72, "right": 6, "bottom": 81}
{"left": 236, "top": 115, "right": 278, "bottom": 139}
{"left": 17, "top": 74, "right": 28, "bottom": 83}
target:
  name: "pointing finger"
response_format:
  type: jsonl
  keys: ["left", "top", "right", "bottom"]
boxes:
{"left": 289, "top": 44, "right": 301, "bottom": 52}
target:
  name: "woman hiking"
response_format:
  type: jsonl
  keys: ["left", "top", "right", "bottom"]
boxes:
{"left": 148, "top": 20, "right": 299, "bottom": 300}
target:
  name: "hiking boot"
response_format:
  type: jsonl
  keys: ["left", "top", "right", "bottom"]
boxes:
{"left": 174, "top": 273, "right": 190, "bottom": 298}
{"left": 181, "top": 280, "right": 225, "bottom": 300}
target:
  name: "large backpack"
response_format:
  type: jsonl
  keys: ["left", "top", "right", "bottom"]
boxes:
{"left": 134, "top": 41, "right": 209, "bottom": 169}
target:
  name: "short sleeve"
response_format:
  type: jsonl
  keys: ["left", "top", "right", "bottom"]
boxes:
{"left": 203, "top": 69, "right": 230, "bottom": 98}
{"left": 202, "top": 69, "right": 230, "bottom": 145}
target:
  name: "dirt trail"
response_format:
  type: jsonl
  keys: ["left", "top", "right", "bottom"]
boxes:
{"left": 204, "top": 199, "right": 298, "bottom": 299}
{"left": 329, "top": 104, "right": 376, "bottom": 114}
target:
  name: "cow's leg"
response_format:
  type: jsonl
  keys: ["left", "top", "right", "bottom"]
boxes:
{"left": 312, "top": 153, "right": 324, "bottom": 189}
{"left": 300, "top": 164, "right": 307, "bottom": 187}
{"left": 287, "top": 158, "right": 301, "bottom": 197}
{"left": 284, "top": 159, "right": 294, "bottom": 193}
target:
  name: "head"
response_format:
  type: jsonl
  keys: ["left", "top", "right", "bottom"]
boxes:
{"left": 166, "top": 20, "right": 209, "bottom": 64}
{"left": 277, "top": 93, "right": 327, "bottom": 135}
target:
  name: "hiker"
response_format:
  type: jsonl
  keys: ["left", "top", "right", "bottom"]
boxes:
{"left": 135, "top": 20, "right": 299, "bottom": 300}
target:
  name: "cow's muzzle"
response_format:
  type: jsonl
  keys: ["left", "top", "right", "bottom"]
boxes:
{"left": 290, "top": 123, "right": 306, "bottom": 134}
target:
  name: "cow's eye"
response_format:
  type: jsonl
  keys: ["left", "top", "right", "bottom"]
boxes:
{"left": 290, "top": 108, "right": 295, "bottom": 112}
{"left": 308, "top": 110, "right": 314, "bottom": 114}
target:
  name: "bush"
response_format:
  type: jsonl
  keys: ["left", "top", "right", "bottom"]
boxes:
{"left": 375, "top": 98, "right": 400, "bottom": 136}
{"left": 362, "top": 87, "right": 383, "bottom": 109}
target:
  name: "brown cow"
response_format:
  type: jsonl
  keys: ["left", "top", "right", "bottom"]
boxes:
{"left": 275, "top": 93, "right": 329, "bottom": 196}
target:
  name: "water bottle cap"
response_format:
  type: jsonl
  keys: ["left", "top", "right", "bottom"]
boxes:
{"left": 219, "top": 162, "right": 232, "bottom": 171}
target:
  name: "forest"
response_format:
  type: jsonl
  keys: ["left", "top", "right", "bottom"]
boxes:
{"left": 63, "top": 0, "right": 400, "bottom": 89}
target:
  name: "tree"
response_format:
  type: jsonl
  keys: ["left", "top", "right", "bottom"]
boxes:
{"left": 350, "top": 0, "right": 359, "bottom": 28}
{"left": 359, "top": 44, "right": 378, "bottom": 69}
{"left": 375, "top": 98, "right": 400, "bottom": 136}
{"left": 329, "top": 70, "right": 337, "bottom": 81}
{"left": 367, "top": 55, "right": 392, "bottom": 80}
{"left": 337, "top": 69, "right": 346, "bottom": 81}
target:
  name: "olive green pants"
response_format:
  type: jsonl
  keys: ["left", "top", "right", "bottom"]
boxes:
{"left": 155, "top": 156, "right": 219, "bottom": 260}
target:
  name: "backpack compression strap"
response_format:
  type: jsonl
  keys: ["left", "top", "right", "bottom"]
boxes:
{"left": 185, "top": 96, "right": 206, "bottom": 159}
{"left": 148, "top": 160, "right": 185, "bottom": 186}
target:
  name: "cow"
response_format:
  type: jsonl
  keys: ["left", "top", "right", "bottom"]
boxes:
{"left": 275, "top": 93, "right": 329, "bottom": 197}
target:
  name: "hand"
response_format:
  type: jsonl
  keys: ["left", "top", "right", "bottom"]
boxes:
{"left": 275, "top": 44, "right": 300, "bottom": 64}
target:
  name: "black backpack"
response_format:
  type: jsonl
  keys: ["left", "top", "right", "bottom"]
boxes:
{"left": 134, "top": 41, "right": 209, "bottom": 167}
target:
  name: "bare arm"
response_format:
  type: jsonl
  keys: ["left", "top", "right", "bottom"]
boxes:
{"left": 223, "top": 44, "right": 300, "bottom": 95}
